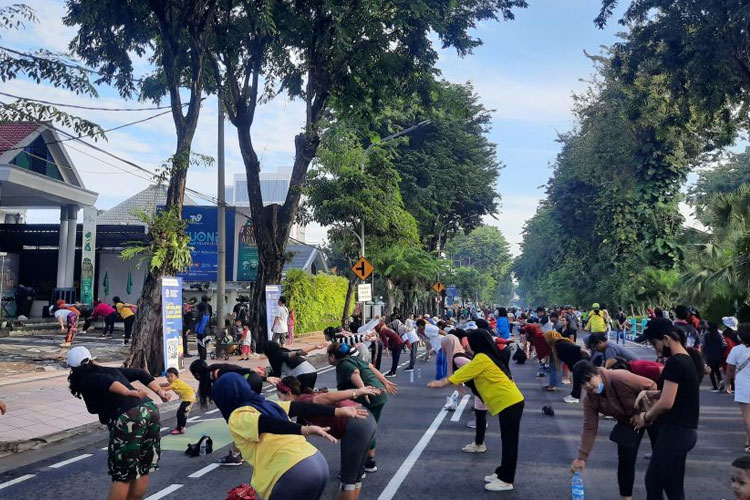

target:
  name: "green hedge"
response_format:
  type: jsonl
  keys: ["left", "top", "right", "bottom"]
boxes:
{"left": 283, "top": 269, "right": 349, "bottom": 335}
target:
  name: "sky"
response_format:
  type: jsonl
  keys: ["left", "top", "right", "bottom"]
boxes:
{"left": 3, "top": 0, "right": 637, "bottom": 254}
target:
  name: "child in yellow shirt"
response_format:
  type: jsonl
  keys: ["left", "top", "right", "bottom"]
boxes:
{"left": 161, "top": 367, "right": 196, "bottom": 434}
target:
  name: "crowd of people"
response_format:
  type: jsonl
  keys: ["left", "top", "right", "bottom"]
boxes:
{"left": 11, "top": 299, "right": 746, "bottom": 500}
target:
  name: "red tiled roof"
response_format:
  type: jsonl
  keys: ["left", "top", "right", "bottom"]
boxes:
{"left": 0, "top": 121, "right": 42, "bottom": 154}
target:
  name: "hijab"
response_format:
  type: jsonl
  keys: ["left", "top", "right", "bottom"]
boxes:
{"left": 468, "top": 329, "right": 512, "bottom": 378}
{"left": 264, "top": 341, "right": 289, "bottom": 377}
{"left": 441, "top": 334, "right": 465, "bottom": 376}
{"left": 212, "top": 372, "right": 288, "bottom": 422}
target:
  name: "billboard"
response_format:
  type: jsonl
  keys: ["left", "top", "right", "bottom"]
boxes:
{"left": 80, "top": 207, "right": 97, "bottom": 305}
{"left": 179, "top": 206, "right": 235, "bottom": 281}
{"left": 235, "top": 215, "right": 259, "bottom": 282}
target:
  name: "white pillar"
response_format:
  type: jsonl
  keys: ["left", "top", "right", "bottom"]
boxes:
{"left": 56, "top": 207, "right": 68, "bottom": 288}
{"left": 64, "top": 205, "right": 78, "bottom": 288}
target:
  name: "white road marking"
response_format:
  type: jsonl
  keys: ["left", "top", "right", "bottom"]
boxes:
{"left": 160, "top": 426, "right": 170, "bottom": 432}
{"left": 49, "top": 453, "right": 93, "bottom": 468}
{"left": 0, "top": 474, "right": 35, "bottom": 490}
{"left": 377, "top": 391, "right": 456, "bottom": 500}
{"left": 144, "top": 484, "right": 183, "bottom": 500}
{"left": 450, "top": 395, "right": 471, "bottom": 422}
{"left": 205, "top": 408, "right": 220, "bottom": 414}
{"left": 187, "top": 416, "right": 201, "bottom": 422}
{"left": 187, "top": 463, "right": 220, "bottom": 478}
{"left": 100, "top": 447, "right": 108, "bottom": 451}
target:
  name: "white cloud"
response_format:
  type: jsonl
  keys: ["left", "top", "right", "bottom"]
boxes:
{"left": 483, "top": 193, "right": 544, "bottom": 256}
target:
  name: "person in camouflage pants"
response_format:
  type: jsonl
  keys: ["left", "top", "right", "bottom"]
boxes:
{"left": 109, "top": 400, "right": 161, "bottom": 482}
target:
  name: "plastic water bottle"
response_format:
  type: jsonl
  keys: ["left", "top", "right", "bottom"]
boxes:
{"left": 199, "top": 436, "right": 207, "bottom": 457}
{"left": 571, "top": 471, "right": 584, "bottom": 500}
{"left": 409, "top": 369, "right": 414, "bottom": 383}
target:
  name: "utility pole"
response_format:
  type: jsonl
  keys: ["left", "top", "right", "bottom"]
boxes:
{"left": 217, "top": 89, "right": 226, "bottom": 332}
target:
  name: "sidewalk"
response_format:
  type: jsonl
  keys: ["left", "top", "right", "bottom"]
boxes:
{"left": 0, "top": 332, "right": 327, "bottom": 456}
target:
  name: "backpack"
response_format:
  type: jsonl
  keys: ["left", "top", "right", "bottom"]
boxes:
{"left": 185, "top": 435, "right": 213, "bottom": 457}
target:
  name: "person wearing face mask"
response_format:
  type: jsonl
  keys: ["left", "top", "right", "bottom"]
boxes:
{"left": 569, "top": 360, "right": 657, "bottom": 500}
{"left": 632, "top": 317, "right": 702, "bottom": 500}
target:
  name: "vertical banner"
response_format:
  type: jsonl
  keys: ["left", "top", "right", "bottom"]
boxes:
{"left": 236, "top": 218, "right": 259, "bottom": 282}
{"left": 265, "top": 284, "right": 282, "bottom": 341}
{"left": 180, "top": 206, "right": 235, "bottom": 281}
{"left": 161, "top": 277, "right": 183, "bottom": 372}
{"left": 80, "top": 207, "right": 97, "bottom": 305}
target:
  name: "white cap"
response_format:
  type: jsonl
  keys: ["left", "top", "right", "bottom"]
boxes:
{"left": 66, "top": 346, "right": 93, "bottom": 367}
{"left": 723, "top": 316, "right": 738, "bottom": 330}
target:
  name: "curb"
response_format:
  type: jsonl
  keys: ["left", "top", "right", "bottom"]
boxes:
{"left": 0, "top": 399, "right": 183, "bottom": 459}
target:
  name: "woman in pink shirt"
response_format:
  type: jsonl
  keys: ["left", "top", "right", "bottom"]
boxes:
{"left": 84, "top": 299, "right": 119, "bottom": 337}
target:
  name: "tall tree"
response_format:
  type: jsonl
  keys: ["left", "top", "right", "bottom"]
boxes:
{"left": 688, "top": 147, "right": 750, "bottom": 225}
{"left": 210, "top": 0, "right": 526, "bottom": 342}
{"left": 65, "top": 0, "right": 217, "bottom": 373}
{"left": 302, "top": 123, "right": 419, "bottom": 323}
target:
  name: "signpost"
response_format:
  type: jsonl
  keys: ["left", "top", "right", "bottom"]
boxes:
{"left": 351, "top": 257, "right": 374, "bottom": 281}
{"left": 161, "top": 277, "right": 183, "bottom": 372}
{"left": 357, "top": 283, "right": 372, "bottom": 302}
{"left": 265, "top": 284, "right": 282, "bottom": 341}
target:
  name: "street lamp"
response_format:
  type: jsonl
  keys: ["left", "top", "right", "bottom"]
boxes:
{"left": 358, "top": 120, "right": 431, "bottom": 258}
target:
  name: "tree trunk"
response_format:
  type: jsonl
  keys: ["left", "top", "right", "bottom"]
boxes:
{"left": 341, "top": 277, "right": 356, "bottom": 328}
{"left": 384, "top": 277, "right": 396, "bottom": 317}
{"left": 125, "top": 270, "right": 163, "bottom": 373}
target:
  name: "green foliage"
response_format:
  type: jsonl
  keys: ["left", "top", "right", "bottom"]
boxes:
{"left": 688, "top": 147, "right": 750, "bottom": 225}
{"left": 515, "top": 50, "right": 710, "bottom": 308}
{"left": 445, "top": 225, "right": 513, "bottom": 304}
{"left": 120, "top": 205, "right": 192, "bottom": 274}
{"left": 282, "top": 269, "right": 351, "bottom": 335}
{"left": 0, "top": 4, "right": 102, "bottom": 138}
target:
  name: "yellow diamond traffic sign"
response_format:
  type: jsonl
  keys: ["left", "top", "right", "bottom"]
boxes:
{"left": 351, "top": 257, "right": 374, "bottom": 281}
{"left": 433, "top": 281, "right": 445, "bottom": 293}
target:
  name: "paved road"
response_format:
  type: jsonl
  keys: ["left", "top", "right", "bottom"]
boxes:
{"left": 0, "top": 342, "right": 741, "bottom": 499}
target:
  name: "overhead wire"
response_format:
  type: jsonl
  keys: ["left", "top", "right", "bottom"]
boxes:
{"left": 0, "top": 91, "right": 174, "bottom": 111}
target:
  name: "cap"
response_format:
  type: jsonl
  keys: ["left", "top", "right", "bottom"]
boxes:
{"left": 66, "top": 346, "right": 93, "bottom": 367}
{"left": 723, "top": 316, "right": 738, "bottom": 330}
{"left": 634, "top": 317, "right": 673, "bottom": 343}
{"left": 591, "top": 303, "right": 600, "bottom": 310}
{"left": 465, "top": 321, "right": 477, "bottom": 330}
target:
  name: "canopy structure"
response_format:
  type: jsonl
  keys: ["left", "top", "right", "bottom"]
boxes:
{"left": 0, "top": 122, "right": 98, "bottom": 288}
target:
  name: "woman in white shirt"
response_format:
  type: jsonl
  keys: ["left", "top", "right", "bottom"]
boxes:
{"left": 727, "top": 325, "right": 750, "bottom": 453}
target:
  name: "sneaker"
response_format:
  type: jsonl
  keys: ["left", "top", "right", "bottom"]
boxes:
{"left": 170, "top": 428, "right": 184, "bottom": 435}
{"left": 466, "top": 420, "right": 489, "bottom": 429}
{"left": 462, "top": 442, "right": 487, "bottom": 453}
{"left": 710, "top": 388, "right": 720, "bottom": 393}
{"left": 385, "top": 372, "right": 397, "bottom": 378}
{"left": 485, "top": 479, "right": 513, "bottom": 491}
{"left": 218, "top": 451, "right": 243, "bottom": 465}
{"left": 484, "top": 473, "right": 498, "bottom": 483}
{"left": 562, "top": 379, "right": 571, "bottom": 385}
{"left": 364, "top": 459, "right": 377, "bottom": 473}
{"left": 563, "top": 395, "right": 580, "bottom": 404}
{"left": 404, "top": 367, "right": 414, "bottom": 372}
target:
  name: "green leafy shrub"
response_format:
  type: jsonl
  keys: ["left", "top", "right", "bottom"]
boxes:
{"left": 283, "top": 269, "right": 350, "bottom": 336}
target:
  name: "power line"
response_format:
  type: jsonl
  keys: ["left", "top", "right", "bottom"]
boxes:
{"left": 0, "top": 44, "right": 145, "bottom": 83}
{"left": 0, "top": 91, "right": 174, "bottom": 111}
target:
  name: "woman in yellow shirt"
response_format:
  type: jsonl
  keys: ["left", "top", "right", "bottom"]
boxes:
{"left": 428, "top": 329, "right": 525, "bottom": 493}
{"left": 213, "top": 372, "right": 365, "bottom": 500}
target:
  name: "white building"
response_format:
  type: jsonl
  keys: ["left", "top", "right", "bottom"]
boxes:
{"left": 227, "top": 170, "right": 306, "bottom": 242}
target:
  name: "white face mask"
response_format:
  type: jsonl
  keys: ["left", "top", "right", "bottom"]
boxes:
{"left": 596, "top": 382, "right": 604, "bottom": 394}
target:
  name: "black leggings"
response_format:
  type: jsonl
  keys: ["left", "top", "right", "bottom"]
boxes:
{"left": 616, "top": 425, "right": 658, "bottom": 497}
{"left": 495, "top": 400, "right": 524, "bottom": 484}
{"left": 371, "top": 341, "right": 383, "bottom": 371}
{"left": 408, "top": 342, "right": 418, "bottom": 369}
{"left": 707, "top": 360, "right": 722, "bottom": 389}
{"left": 475, "top": 409, "right": 488, "bottom": 445}
{"left": 388, "top": 344, "right": 403, "bottom": 374}
{"left": 340, "top": 411, "right": 377, "bottom": 487}
{"left": 176, "top": 401, "right": 193, "bottom": 429}
{"left": 297, "top": 371, "right": 318, "bottom": 391}
{"left": 645, "top": 424, "right": 697, "bottom": 499}
{"left": 123, "top": 316, "right": 135, "bottom": 341}
{"left": 268, "top": 451, "right": 328, "bottom": 500}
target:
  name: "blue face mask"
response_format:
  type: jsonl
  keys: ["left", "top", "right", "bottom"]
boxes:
{"left": 596, "top": 382, "right": 605, "bottom": 394}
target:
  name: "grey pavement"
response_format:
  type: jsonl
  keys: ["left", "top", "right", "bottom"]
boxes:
{"left": 0, "top": 342, "right": 740, "bottom": 500}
